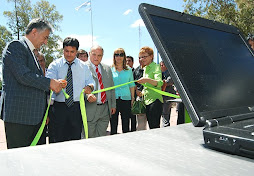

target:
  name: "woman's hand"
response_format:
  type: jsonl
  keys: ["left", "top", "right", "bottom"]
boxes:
{"left": 136, "top": 90, "right": 142, "bottom": 97}
{"left": 137, "top": 77, "right": 158, "bottom": 87}
{"left": 131, "top": 97, "right": 135, "bottom": 107}
{"left": 137, "top": 77, "right": 148, "bottom": 84}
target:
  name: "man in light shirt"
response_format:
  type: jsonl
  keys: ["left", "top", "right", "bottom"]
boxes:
{"left": 46, "top": 37, "right": 96, "bottom": 142}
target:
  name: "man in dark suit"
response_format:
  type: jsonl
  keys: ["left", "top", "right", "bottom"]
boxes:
{"left": 85, "top": 45, "right": 116, "bottom": 138}
{"left": 1, "top": 18, "right": 63, "bottom": 149}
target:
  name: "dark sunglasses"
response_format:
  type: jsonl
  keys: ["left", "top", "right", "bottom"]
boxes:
{"left": 114, "top": 53, "right": 124, "bottom": 57}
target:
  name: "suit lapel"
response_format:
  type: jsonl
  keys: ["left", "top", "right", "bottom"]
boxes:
{"left": 22, "top": 39, "right": 44, "bottom": 75}
{"left": 100, "top": 64, "right": 106, "bottom": 82}
{"left": 87, "top": 62, "right": 99, "bottom": 93}
{"left": 88, "top": 62, "right": 97, "bottom": 79}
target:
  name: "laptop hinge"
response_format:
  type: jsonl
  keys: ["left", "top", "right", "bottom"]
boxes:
{"left": 206, "top": 112, "right": 254, "bottom": 128}
{"left": 206, "top": 116, "right": 233, "bottom": 128}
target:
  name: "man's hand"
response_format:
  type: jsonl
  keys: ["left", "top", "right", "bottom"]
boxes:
{"left": 87, "top": 94, "right": 97, "bottom": 103}
{"left": 50, "top": 79, "right": 62, "bottom": 93}
{"left": 83, "top": 85, "right": 93, "bottom": 94}
{"left": 46, "top": 117, "right": 50, "bottom": 125}
{"left": 59, "top": 79, "right": 67, "bottom": 88}
{"left": 111, "top": 108, "right": 116, "bottom": 115}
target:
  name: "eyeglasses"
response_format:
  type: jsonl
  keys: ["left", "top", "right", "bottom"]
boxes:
{"left": 114, "top": 53, "right": 124, "bottom": 57}
{"left": 139, "top": 55, "right": 149, "bottom": 59}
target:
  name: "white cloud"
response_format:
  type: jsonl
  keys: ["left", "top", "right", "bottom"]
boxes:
{"left": 69, "top": 34, "right": 98, "bottom": 49}
{"left": 130, "top": 19, "right": 145, "bottom": 28}
{"left": 123, "top": 9, "right": 132, "bottom": 15}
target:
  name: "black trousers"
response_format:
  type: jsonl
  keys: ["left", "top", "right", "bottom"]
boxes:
{"left": 110, "top": 99, "right": 132, "bottom": 134}
{"left": 49, "top": 102, "right": 82, "bottom": 143}
{"left": 5, "top": 120, "right": 46, "bottom": 149}
{"left": 177, "top": 102, "right": 185, "bottom": 125}
{"left": 146, "top": 99, "right": 163, "bottom": 129}
{"left": 130, "top": 114, "right": 137, "bottom": 132}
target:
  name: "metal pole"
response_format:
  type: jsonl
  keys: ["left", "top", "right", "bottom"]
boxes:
{"left": 15, "top": 0, "right": 19, "bottom": 40}
{"left": 90, "top": 0, "right": 94, "bottom": 46}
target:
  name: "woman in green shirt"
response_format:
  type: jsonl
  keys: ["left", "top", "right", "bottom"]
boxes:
{"left": 137, "top": 46, "right": 163, "bottom": 129}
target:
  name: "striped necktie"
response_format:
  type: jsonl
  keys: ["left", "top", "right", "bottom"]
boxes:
{"left": 65, "top": 62, "right": 74, "bottom": 107}
{"left": 95, "top": 66, "right": 106, "bottom": 103}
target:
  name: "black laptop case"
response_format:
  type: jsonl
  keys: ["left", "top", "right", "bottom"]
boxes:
{"left": 139, "top": 3, "right": 254, "bottom": 158}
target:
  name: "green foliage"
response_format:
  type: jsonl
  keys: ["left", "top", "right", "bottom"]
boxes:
{"left": 0, "top": 25, "right": 13, "bottom": 55}
{"left": 4, "top": 0, "right": 32, "bottom": 37}
{"left": 183, "top": 0, "right": 254, "bottom": 36}
{"left": 3, "top": 0, "right": 63, "bottom": 66}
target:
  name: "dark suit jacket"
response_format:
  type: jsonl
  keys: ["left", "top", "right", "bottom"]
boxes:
{"left": 85, "top": 62, "right": 116, "bottom": 121}
{"left": 1, "top": 38, "right": 51, "bottom": 125}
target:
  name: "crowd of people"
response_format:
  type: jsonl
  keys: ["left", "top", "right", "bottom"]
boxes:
{"left": 0, "top": 18, "right": 187, "bottom": 149}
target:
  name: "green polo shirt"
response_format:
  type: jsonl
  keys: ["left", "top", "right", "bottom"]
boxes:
{"left": 142, "top": 62, "right": 163, "bottom": 105}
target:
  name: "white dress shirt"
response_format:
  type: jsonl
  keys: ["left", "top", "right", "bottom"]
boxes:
{"left": 46, "top": 57, "right": 95, "bottom": 102}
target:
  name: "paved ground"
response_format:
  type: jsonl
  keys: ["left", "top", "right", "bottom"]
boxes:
{"left": 0, "top": 106, "right": 178, "bottom": 150}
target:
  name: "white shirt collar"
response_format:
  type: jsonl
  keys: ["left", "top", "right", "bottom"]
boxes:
{"left": 23, "top": 36, "right": 36, "bottom": 52}
{"left": 23, "top": 36, "right": 41, "bottom": 70}
{"left": 64, "top": 58, "right": 77, "bottom": 66}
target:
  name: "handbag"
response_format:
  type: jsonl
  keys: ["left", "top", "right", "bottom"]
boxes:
{"left": 131, "top": 96, "right": 146, "bottom": 115}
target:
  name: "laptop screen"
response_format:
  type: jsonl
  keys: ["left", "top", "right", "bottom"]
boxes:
{"left": 139, "top": 3, "right": 254, "bottom": 125}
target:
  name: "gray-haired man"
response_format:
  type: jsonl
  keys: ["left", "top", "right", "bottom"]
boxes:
{"left": 1, "top": 18, "right": 63, "bottom": 149}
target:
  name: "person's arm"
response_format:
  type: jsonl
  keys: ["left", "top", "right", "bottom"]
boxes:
{"left": 46, "top": 60, "right": 63, "bottom": 93}
{"left": 83, "top": 84, "right": 94, "bottom": 94}
{"left": 84, "top": 65, "right": 95, "bottom": 94}
{"left": 4, "top": 41, "right": 52, "bottom": 91}
{"left": 137, "top": 77, "right": 158, "bottom": 86}
{"left": 137, "top": 64, "right": 163, "bottom": 88}
{"left": 108, "top": 67, "right": 116, "bottom": 115}
{"left": 130, "top": 86, "right": 135, "bottom": 105}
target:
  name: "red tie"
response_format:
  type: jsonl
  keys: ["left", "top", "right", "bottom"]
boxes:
{"left": 96, "top": 66, "right": 106, "bottom": 103}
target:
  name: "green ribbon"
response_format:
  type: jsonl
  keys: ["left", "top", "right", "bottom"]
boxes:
{"left": 62, "top": 88, "right": 70, "bottom": 99}
{"left": 91, "top": 80, "right": 137, "bottom": 94}
{"left": 79, "top": 80, "right": 137, "bottom": 139}
{"left": 141, "top": 83, "right": 180, "bottom": 99}
{"left": 30, "top": 90, "right": 53, "bottom": 146}
{"left": 32, "top": 80, "right": 182, "bottom": 145}
{"left": 79, "top": 89, "right": 89, "bottom": 139}
{"left": 31, "top": 89, "right": 69, "bottom": 146}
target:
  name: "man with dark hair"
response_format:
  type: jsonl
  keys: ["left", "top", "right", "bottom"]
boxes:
{"left": 160, "top": 61, "right": 176, "bottom": 127}
{"left": 46, "top": 37, "right": 96, "bottom": 143}
{"left": 126, "top": 56, "right": 134, "bottom": 72}
{"left": 126, "top": 55, "right": 136, "bottom": 131}
{"left": 1, "top": 18, "right": 63, "bottom": 149}
{"left": 77, "top": 49, "right": 89, "bottom": 62}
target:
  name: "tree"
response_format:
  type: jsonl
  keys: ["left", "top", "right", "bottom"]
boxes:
{"left": 0, "top": 25, "right": 13, "bottom": 55}
{"left": 183, "top": 0, "right": 254, "bottom": 36}
{"left": 3, "top": 0, "right": 63, "bottom": 66}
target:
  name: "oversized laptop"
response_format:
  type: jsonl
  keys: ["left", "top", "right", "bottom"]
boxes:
{"left": 139, "top": 3, "right": 254, "bottom": 158}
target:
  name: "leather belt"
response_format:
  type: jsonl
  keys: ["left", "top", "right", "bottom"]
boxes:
{"left": 97, "top": 101, "right": 107, "bottom": 105}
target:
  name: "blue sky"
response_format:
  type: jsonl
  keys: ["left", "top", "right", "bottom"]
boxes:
{"left": 0, "top": 0, "right": 184, "bottom": 68}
